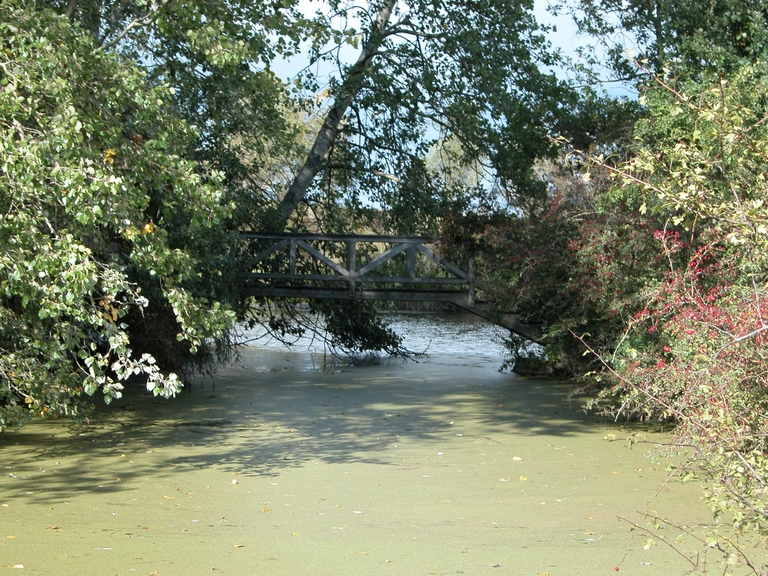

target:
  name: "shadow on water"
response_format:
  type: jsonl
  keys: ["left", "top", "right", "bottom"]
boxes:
{"left": 0, "top": 352, "right": 627, "bottom": 505}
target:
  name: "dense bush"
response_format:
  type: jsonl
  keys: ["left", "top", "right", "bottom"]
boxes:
{"left": 0, "top": 2, "right": 236, "bottom": 428}
{"left": 602, "top": 65, "right": 768, "bottom": 547}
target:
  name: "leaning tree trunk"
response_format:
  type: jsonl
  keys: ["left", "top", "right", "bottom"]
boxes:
{"left": 270, "top": 0, "right": 397, "bottom": 231}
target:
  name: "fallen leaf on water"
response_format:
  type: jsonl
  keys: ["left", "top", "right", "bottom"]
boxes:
{"left": 585, "top": 516, "right": 594, "bottom": 520}
{"left": 163, "top": 496, "right": 175, "bottom": 499}
{"left": 290, "top": 532, "right": 299, "bottom": 536}
{"left": 519, "top": 475, "right": 527, "bottom": 481}
{"left": 612, "top": 471, "right": 620, "bottom": 475}
{"left": 234, "top": 544, "right": 244, "bottom": 548}
{"left": 9, "top": 565, "right": 23, "bottom": 569}
{"left": 358, "top": 551, "right": 369, "bottom": 555}
{"left": 1, "top": 504, "right": 8, "bottom": 507}
{"left": 643, "top": 538, "right": 656, "bottom": 550}
{"left": 46, "top": 526, "right": 58, "bottom": 530}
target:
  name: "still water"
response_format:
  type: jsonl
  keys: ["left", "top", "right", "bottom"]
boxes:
{"left": 246, "top": 312, "right": 512, "bottom": 367}
{"left": 0, "top": 314, "right": 727, "bottom": 576}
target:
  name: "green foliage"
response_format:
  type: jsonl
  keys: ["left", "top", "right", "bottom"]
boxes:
{"left": 443, "top": 158, "right": 662, "bottom": 373}
{"left": 593, "top": 64, "right": 768, "bottom": 567}
{"left": 280, "top": 0, "right": 579, "bottom": 234}
{"left": 629, "top": 65, "right": 768, "bottom": 250}
{"left": 0, "top": 1, "right": 235, "bottom": 429}
{"left": 564, "top": 0, "right": 768, "bottom": 78}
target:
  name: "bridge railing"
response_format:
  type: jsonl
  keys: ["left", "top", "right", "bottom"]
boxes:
{"left": 240, "top": 232, "right": 478, "bottom": 306}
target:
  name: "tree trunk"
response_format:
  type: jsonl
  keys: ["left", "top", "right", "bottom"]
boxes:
{"left": 269, "top": 0, "right": 396, "bottom": 231}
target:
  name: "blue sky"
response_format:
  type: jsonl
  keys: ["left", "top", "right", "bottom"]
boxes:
{"left": 269, "top": 0, "right": 635, "bottom": 98}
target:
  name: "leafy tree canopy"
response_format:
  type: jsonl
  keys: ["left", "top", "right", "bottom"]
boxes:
{"left": 266, "top": 0, "right": 581, "bottom": 233}
{"left": 557, "top": 0, "right": 768, "bottom": 80}
{"left": 0, "top": 0, "right": 235, "bottom": 428}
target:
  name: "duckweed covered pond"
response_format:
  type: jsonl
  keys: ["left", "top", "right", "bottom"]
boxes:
{"left": 0, "top": 317, "right": 722, "bottom": 576}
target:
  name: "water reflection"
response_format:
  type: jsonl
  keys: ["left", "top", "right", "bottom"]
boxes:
{"left": 245, "top": 311, "right": 510, "bottom": 361}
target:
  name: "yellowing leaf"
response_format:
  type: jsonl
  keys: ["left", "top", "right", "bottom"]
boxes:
{"left": 643, "top": 538, "right": 656, "bottom": 550}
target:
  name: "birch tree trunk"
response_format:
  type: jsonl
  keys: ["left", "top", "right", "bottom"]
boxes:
{"left": 270, "top": 0, "right": 396, "bottom": 230}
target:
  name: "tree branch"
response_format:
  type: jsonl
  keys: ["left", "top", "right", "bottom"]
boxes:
{"left": 64, "top": 0, "right": 77, "bottom": 20}
{"left": 270, "top": 0, "right": 397, "bottom": 231}
{"left": 94, "top": 0, "right": 170, "bottom": 53}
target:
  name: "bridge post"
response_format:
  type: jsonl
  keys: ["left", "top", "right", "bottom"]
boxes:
{"left": 406, "top": 245, "right": 416, "bottom": 279}
{"left": 346, "top": 240, "right": 357, "bottom": 296}
{"left": 468, "top": 258, "right": 476, "bottom": 308}
{"left": 289, "top": 239, "right": 297, "bottom": 275}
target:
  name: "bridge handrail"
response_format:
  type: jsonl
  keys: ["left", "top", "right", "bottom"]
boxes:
{"left": 240, "top": 232, "right": 436, "bottom": 243}
{"left": 240, "top": 231, "right": 483, "bottom": 293}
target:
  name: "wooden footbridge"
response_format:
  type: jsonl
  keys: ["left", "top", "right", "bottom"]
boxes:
{"left": 241, "top": 233, "right": 543, "bottom": 342}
